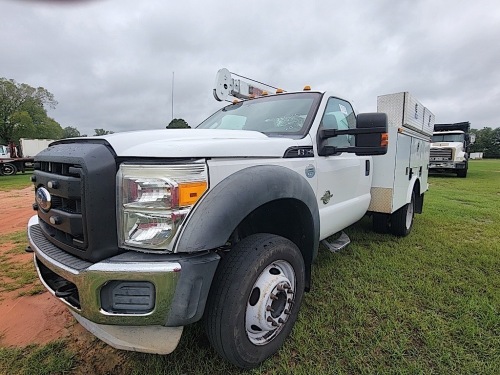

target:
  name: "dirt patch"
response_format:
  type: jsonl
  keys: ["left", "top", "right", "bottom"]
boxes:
{"left": 0, "top": 186, "right": 132, "bottom": 374}
{"left": 0, "top": 186, "right": 35, "bottom": 233}
{"left": 0, "top": 186, "right": 72, "bottom": 347}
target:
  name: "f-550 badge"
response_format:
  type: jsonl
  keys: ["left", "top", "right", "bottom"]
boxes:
{"left": 321, "top": 190, "right": 333, "bottom": 205}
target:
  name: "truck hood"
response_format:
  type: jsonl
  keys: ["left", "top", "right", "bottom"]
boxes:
{"left": 83, "top": 129, "right": 312, "bottom": 158}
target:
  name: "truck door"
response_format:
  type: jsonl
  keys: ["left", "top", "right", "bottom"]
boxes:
{"left": 315, "top": 97, "right": 372, "bottom": 240}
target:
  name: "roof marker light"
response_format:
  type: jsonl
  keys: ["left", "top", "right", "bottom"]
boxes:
{"left": 303, "top": 85, "right": 311, "bottom": 91}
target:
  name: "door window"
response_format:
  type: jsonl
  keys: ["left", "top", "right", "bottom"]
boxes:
{"left": 320, "top": 97, "right": 356, "bottom": 148}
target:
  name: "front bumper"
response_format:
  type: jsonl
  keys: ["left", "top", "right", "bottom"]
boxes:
{"left": 28, "top": 215, "right": 220, "bottom": 353}
{"left": 429, "top": 161, "right": 466, "bottom": 170}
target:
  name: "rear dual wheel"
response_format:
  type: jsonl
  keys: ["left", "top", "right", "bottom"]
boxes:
{"left": 204, "top": 233, "right": 305, "bottom": 369}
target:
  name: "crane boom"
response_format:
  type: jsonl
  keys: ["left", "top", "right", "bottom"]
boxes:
{"left": 213, "top": 68, "right": 283, "bottom": 101}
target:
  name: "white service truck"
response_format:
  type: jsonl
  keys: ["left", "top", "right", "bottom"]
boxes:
{"left": 27, "top": 70, "right": 434, "bottom": 369}
{"left": 429, "top": 122, "right": 471, "bottom": 178}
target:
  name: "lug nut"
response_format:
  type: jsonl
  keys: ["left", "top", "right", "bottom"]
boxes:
{"left": 266, "top": 305, "right": 274, "bottom": 312}
{"left": 270, "top": 293, "right": 278, "bottom": 300}
{"left": 267, "top": 316, "right": 278, "bottom": 327}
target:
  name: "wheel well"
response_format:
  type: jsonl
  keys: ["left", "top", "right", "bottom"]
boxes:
{"left": 231, "top": 198, "right": 316, "bottom": 290}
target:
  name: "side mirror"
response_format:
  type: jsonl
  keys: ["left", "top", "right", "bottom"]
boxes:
{"left": 317, "top": 112, "right": 388, "bottom": 156}
{"left": 354, "top": 113, "right": 388, "bottom": 155}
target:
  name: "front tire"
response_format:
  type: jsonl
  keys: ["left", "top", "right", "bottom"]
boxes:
{"left": 204, "top": 233, "right": 305, "bottom": 369}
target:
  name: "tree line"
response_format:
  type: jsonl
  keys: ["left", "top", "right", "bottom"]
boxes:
{"left": 0, "top": 78, "right": 119, "bottom": 146}
{"left": 1, "top": 77, "right": 191, "bottom": 150}
{"left": 470, "top": 128, "right": 500, "bottom": 158}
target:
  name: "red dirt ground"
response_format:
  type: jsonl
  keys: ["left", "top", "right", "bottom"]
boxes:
{"left": 0, "top": 186, "right": 74, "bottom": 347}
{"left": 0, "top": 186, "right": 131, "bottom": 374}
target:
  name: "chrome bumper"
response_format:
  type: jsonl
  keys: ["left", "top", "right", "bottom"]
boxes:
{"left": 28, "top": 215, "right": 181, "bottom": 327}
{"left": 28, "top": 214, "right": 220, "bottom": 353}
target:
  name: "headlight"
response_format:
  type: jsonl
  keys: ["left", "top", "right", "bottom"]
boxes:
{"left": 117, "top": 162, "right": 208, "bottom": 251}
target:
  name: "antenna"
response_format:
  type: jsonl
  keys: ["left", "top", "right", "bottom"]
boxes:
{"left": 171, "top": 71, "right": 175, "bottom": 121}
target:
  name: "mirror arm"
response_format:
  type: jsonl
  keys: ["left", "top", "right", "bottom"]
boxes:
{"left": 319, "top": 126, "right": 387, "bottom": 139}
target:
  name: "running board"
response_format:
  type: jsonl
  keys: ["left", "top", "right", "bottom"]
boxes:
{"left": 321, "top": 231, "right": 351, "bottom": 253}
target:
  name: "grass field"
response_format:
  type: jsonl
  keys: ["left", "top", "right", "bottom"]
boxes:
{"left": 0, "top": 160, "right": 499, "bottom": 374}
{"left": 0, "top": 172, "right": 33, "bottom": 191}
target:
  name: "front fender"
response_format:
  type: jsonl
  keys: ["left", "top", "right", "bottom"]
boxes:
{"left": 175, "top": 165, "right": 320, "bottom": 258}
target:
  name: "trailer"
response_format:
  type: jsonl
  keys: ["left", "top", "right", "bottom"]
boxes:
{"left": 0, "top": 139, "right": 55, "bottom": 175}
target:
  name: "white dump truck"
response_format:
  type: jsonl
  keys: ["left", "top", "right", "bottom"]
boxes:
{"left": 27, "top": 69, "right": 434, "bottom": 369}
{"left": 430, "top": 122, "right": 472, "bottom": 177}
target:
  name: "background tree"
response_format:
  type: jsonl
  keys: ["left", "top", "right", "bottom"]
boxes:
{"left": 1, "top": 78, "right": 62, "bottom": 144}
{"left": 167, "top": 118, "right": 190, "bottom": 129}
{"left": 62, "top": 126, "right": 81, "bottom": 138}
{"left": 470, "top": 127, "right": 500, "bottom": 158}
{"left": 94, "top": 128, "right": 114, "bottom": 136}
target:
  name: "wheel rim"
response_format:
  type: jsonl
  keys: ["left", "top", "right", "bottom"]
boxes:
{"left": 245, "top": 260, "right": 296, "bottom": 345}
{"left": 2, "top": 165, "right": 15, "bottom": 175}
{"left": 405, "top": 198, "right": 414, "bottom": 229}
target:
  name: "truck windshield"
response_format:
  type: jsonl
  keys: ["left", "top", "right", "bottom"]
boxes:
{"left": 196, "top": 92, "right": 322, "bottom": 138}
{"left": 432, "top": 134, "right": 465, "bottom": 143}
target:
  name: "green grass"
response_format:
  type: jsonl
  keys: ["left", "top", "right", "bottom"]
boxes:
{"left": 0, "top": 231, "right": 39, "bottom": 295}
{"left": 0, "top": 172, "right": 33, "bottom": 191}
{"left": 1, "top": 160, "right": 498, "bottom": 374}
{"left": 0, "top": 341, "right": 74, "bottom": 375}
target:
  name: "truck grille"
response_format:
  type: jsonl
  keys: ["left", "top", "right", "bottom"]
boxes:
{"left": 33, "top": 141, "right": 121, "bottom": 262}
{"left": 430, "top": 148, "right": 452, "bottom": 161}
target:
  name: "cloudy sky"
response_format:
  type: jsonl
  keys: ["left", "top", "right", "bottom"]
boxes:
{"left": 1, "top": 0, "right": 499, "bottom": 136}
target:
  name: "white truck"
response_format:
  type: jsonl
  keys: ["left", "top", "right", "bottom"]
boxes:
{"left": 27, "top": 70, "right": 434, "bottom": 369}
{"left": 429, "top": 122, "right": 471, "bottom": 178}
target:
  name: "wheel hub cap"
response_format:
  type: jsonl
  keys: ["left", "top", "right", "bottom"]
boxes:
{"left": 245, "top": 261, "right": 296, "bottom": 345}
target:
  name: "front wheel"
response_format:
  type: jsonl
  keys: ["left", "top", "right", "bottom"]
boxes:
{"left": 204, "top": 233, "right": 305, "bottom": 369}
